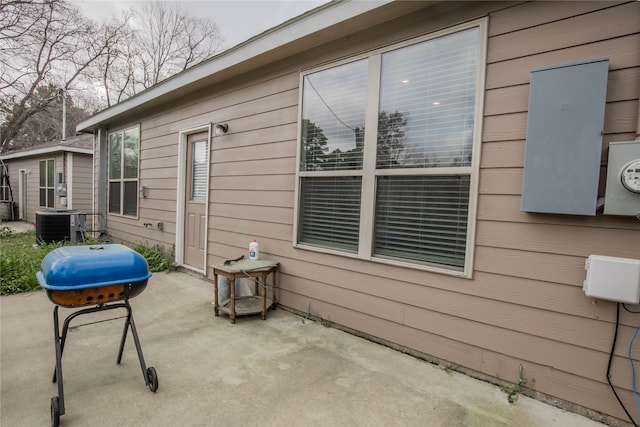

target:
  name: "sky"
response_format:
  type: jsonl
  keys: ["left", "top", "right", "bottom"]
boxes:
{"left": 72, "top": 0, "right": 329, "bottom": 50}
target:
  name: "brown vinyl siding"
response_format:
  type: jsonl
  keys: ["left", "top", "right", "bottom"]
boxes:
{"left": 70, "top": 153, "right": 93, "bottom": 213}
{"left": 104, "top": 74, "right": 300, "bottom": 249}
{"left": 2, "top": 151, "right": 93, "bottom": 224}
{"left": 92, "top": 1, "right": 639, "bottom": 423}
{"left": 271, "top": 2, "right": 638, "bottom": 421}
{"left": 4, "top": 157, "right": 41, "bottom": 223}
{"left": 475, "top": 1, "right": 639, "bottom": 421}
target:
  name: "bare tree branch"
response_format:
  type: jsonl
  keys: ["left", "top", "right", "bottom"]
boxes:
{"left": 130, "top": 2, "right": 222, "bottom": 89}
{"left": 0, "top": 0, "right": 224, "bottom": 151}
{"left": 0, "top": 0, "right": 112, "bottom": 152}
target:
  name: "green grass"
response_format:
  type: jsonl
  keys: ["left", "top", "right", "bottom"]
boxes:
{"left": 1, "top": 228, "right": 174, "bottom": 296}
{"left": 0, "top": 230, "right": 63, "bottom": 295}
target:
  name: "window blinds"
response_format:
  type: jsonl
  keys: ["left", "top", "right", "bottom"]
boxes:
{"left": 299, "top": 176, "right": 362, "bottom": 252}
{"left": 374, "top": 175, "right": 470, "bottom": 269}
{"left": 377, "top": 28, "right": 479, "bottom": 169}
{"left": 191, "top": 140, "right": 208, "bottom": 202}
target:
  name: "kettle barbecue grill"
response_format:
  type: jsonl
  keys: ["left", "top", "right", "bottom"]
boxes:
{"left": 37, "top": 244, "right": 158, "bottom": 427}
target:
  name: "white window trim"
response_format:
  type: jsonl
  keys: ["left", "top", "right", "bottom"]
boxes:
{"left": 108, "top": 125, "right": 141, "bottom": 218}
{"left": 0, "top": 163, "right": 10, "bottom": 201}
{"left": 292, "top": 18, "right": 487, "bottom": 278}
{"left": 39, "top": 158, "right": 55, "bottom": 208}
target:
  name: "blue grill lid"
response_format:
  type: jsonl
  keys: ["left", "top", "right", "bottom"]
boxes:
{"left": 37, "top": 244, "right": 152, "bottom": 291}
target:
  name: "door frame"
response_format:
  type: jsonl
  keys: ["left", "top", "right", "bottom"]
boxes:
{"left": 176, "top": 124, "right": 211, "bottom": 273}
{"left": 18, "top": 169, "right": 27, "bottom": 220}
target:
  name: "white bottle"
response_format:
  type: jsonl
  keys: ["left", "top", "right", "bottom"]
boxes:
{"left": 249, "top": 239, "right": 259, "bottom": 260}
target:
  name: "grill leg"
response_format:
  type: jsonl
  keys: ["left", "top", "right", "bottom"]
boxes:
{"left": 52, "top": 306, "right": 65, "bottom": 416}
{"left": 52, "top": 304, "right": 100, "bottom": 382}
{"left": 52, "top": 308, "right": 75, "bottom": 382}
{"left": 116, "top": 301, "right": 150, "bottom": 386}
{"left": 116, "top": 305, "right": 131, "bottom": 365}
{"left": 126, "top": 304, "right": 150, "bottom": 385}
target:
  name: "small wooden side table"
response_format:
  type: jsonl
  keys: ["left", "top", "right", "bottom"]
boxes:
{"left": 212, "top": 259, "right": 279, "bottom": 324}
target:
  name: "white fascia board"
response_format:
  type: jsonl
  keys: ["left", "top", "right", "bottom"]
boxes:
{"left": 0, "top": 145, "right": 92, "bottom": 160}
{"left": 77, "top": 0, "right": 394, "bottom": 133}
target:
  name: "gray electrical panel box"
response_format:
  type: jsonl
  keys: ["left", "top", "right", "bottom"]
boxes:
{"left": 521, "top": 57, "right": 609, "bottom": 216}
{"left": 604, "top": 141, "right": 640, "bottom": 216}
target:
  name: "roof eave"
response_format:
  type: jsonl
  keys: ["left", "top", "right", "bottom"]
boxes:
{"left": 0, "top": 145, "right": 93, "bottom": 160}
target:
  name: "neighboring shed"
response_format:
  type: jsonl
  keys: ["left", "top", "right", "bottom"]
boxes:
{"left": 77, "top": 1, "right": 640, "bottom": 424}
{"left": 0, "top": 134, "right": 93, "bottom": 224}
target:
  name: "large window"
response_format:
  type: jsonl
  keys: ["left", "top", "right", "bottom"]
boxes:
{"left": 39, "top": 159, "right": 55, "bottom": 208}
{"left": 295, "top": 22, "right": 485, "bottom": 275}
{"left": 108, "top": 127, "right": 139, "bottom": 216}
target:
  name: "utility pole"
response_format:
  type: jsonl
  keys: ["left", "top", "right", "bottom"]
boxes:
{"left": 58, "top": 88, "right": 67, "bottom": 141}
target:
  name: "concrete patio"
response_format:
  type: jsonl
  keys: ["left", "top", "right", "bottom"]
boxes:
{"left": 0, "top": 257, "right": 609, "bottom": 427}
{"left": 1, "top": 220, "right": 34, "bottom": 233}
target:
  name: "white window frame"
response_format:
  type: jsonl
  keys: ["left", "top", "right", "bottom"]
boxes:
{"left": 293, "top": 19, "right": 487, "bottom": 278}
{"left": 38, "top": 158, "right": 55, "bottom": 208}
{"left": 108, "top": 125, "right": 140, "bottom": 218}
{"left": 0, "top": 162, "right": 10, "bottom": 202}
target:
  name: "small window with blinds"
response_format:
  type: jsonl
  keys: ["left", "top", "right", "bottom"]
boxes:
{"left": 191, "top": 140, "right": 208, "bottom": 202}
{"left": 295, "top": 21, "right": 485, "bottom": 275}
{"left": 108, "top": 126, "right": 140, "bottom": 217}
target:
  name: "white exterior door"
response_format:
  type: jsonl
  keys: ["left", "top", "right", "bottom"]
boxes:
{"left": 183, "top": 132, "right": 208, "bottom": 270}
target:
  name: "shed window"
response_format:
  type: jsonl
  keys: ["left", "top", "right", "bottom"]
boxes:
{"left": 0, "top": 163, "right": 9, "bottom": 201}
{"left": 39, "top": 159, "right": 55, "bottom": 208}
{"left": 295, "top": 21, "right": 485, "bottom": 275}
{"left": 108, "top": 127, "right": 139, "bottom": 217}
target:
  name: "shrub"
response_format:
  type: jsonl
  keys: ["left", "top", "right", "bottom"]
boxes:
{"left": 133, "top": 241, "right": 174, "bottom": 273}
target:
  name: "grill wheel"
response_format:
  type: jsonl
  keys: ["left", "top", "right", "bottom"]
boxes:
{"left": 50, "top": 397, "right": 60, "bottom": 427}
{"left": 147, "top": 367, "right": 159, "bottom": 392}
